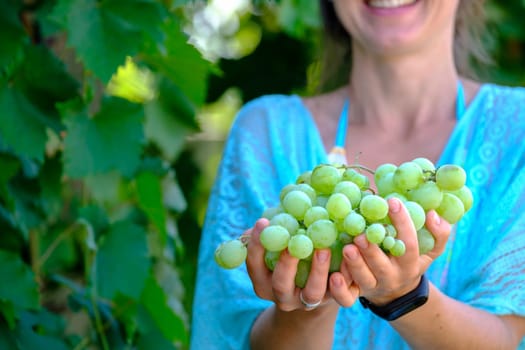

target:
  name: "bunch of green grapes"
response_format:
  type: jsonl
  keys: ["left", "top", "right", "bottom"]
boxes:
{"left": 214, "top": 158, "right": 473, "bottom": 287}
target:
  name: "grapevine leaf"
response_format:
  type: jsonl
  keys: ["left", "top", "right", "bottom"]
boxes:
{"left": 58, "top": 0, "right": 167, "bottom": 82}
{"left": 0, "top": 84, "right": 48, "bottom": 161}
{"left": 62, "top": 97, "right": 144, "bottom": 178}
{"left": 144, "top": 98, "right": 194, "bottom": 162}
{"left": 0, "top": 250, "right": 40, "bottom": 317}
{"left": 0, "top": 0, "right": 27, "bottom": 68}
{"left": 93, "top": 220, "right": 150, "bottom": 300}
{"left": 138, "top": 276, "right": 187, "bottom": 344}
{"left": 136, "top": 171, "right": 168, "bottom": 246}
{"left": 144, "top": 18, "right": 210, "bottom": 106}
{"left": 12, "top": 45, "right": 79, "bottom": 132}
{"left": 0, "top": 154, "right": 20, "bottom": 199}
{"left": 13, "top": 310, "right": 69, "bottom": 350}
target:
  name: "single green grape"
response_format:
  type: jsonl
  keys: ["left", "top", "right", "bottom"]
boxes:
{"left": 393, "top": 161, "right": 424, "bottom": 191}
{"left": 282, "top": 190, "right": 312, "bottom": 220}
{"left": 359, "top": 194, "right": 389, "bottom": 222}
{"left": 316, "top": 195, "right": 329, "bottom": 207}
{"left": 343, "top": 168, "right": 370, "bottom": 190}
{"left": 435, "top": 164, "right": 466, "bottom": 191}
{"left": 261, "top": 206, "right": 283, "bottom": 220}
{"left": 326, "top": 193, "right": 353, "bottom": 220}
{"left": 448, "top": 185, "right": 473, "bottom": 212}
{"left": 376, "top": 172, "right": 399, "bottom": 197}
{"left": 412, "top": 157, "right": 436, "bottom": 174}
{"left": 310, "top": 164, "right": 342, "bottom": 194}
{"left": 343, "top": 211, "right": 366, "bottom": 236}
{"left": 214, "top": 239, "right": 247, "bottom": 269}
{"left": 381, "top": 235, "right": 396, "bottom": 251}
{"left": 295, "top": 259, "right": 312, "bottom": 288}
{"left": 329, "top": 240, "right": 344, "bottom": 272}
{"left": 366, "top": 223, "right": 386, "bottom": 244}
{"left": 390, "top": 239, "right": 406, "bottom": 257}
{"left": 404, "top": 201, "right": 426, "bottom": 231}
{"left": 385, "top": 224, "right": 397, "bottom": 238}
{"left": 436, "top": 192, "right": 465, "bottom": 224}
{"left": 338, "top": 232, "right": 354, "bottom": 244}
{"left": 264, "top": 250, "right": 281, "bottom": 271}
{"left": 279, "top": 184, "right": 297, "bottom": 202}
{"left": 408, "top": 181, "right": 443, "bottom": 210}
{"left": 270, "top": 212, "right": 300, "bottom": 236}
{"left": 333, "top": 180, "right": 362, "bottom": 208}
{"left": 288, "top": 234, "right": 314, "bottom": 259}
{"left": 417, "top": 227, "right": 435, "bottom": 255}
{"left": 304, "top": 206, "right": 330, "bottom": 227}
{"left": 374, "top": 163, "right": 397, "bottom": 184}
{"left": 260, "top": 225, "right": 290, "bottom": 252}
{"left": 296, "top": 183, "right": 317, "bottom": 204}
{"left": 306, "top": 219, "right": 338, "bottom": 248}
{"left": 296, "top": 170, "right": 312, "bottom": 184}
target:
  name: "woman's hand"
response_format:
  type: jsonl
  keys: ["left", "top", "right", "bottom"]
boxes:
{"left": 246, "top": 218, "right": 360, "bottom": 312}
{"left": 335, "top": 198, "right": 451, "bottom": 306}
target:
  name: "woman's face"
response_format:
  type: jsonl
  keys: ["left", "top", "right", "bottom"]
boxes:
{"left": 332, "top": 0, "right": 460, "bottom": 56}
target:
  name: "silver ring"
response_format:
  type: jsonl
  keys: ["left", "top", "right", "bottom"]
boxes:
{"left": 299, "top": 291, "right": 322, "bottom": 310}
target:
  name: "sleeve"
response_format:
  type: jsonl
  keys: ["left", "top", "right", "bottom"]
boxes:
{"left": 189, "top": 96, "right": 292, "bottom": 350}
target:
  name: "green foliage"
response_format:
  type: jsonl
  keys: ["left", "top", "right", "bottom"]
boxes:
{"left": 0, "top": 0, "right": 210, "bottom": 348}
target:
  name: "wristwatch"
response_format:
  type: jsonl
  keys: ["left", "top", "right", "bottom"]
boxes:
{"left": 359, "top": 274, "right": 429, "bottom": 321}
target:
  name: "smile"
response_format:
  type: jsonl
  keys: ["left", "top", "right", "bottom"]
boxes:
{"left": 366, "top": 0, "right": 418, "bottom": 9}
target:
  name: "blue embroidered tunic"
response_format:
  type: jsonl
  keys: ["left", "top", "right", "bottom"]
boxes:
{"left": 191, "top": 83, "right": 525, "bottom": 349}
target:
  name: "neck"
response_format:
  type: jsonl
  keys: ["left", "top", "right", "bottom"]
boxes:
{"left": 347, "top": 41, "right": 459, "bottom": 134}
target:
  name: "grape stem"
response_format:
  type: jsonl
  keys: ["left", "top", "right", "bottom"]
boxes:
{"left": 346, "top": 164, "right": 375, "bottom": 175}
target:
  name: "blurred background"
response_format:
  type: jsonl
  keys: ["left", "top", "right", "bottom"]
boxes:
{"left": 0, "top": 0, "right": 524, "bottom": 349}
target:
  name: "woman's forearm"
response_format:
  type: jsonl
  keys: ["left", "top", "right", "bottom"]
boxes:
{"left": 250, "top": 302, "right": 340, "bottom": 350}
{"left": 392, "top": 283, "right": 524, "bottom": 350}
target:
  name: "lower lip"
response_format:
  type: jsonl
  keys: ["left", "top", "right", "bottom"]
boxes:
{"left": 365, "top": 0, "right": 420, "bottom": 16}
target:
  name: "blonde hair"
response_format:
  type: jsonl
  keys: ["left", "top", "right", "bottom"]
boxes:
{"left": 317, "top": 0, "right": 491, "bottom": 91}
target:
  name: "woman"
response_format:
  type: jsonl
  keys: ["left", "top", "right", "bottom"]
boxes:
{"left": 191, "top": 0, "right": 525, "bottom": 349}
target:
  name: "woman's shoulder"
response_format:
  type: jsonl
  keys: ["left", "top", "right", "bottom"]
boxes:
{"left": 481, "top": 82, "right": 525, "bottom": 104}
{"left": 232, "top": 93, "right": 310, "bottom": 129}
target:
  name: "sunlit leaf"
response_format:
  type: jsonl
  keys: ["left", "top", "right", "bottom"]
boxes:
{"left": 55, "top": 0, "right": 167, "bottom": 82}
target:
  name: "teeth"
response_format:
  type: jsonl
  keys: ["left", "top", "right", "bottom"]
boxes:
{"left": 368, "top": 0, "right": 416, "bottom": 8}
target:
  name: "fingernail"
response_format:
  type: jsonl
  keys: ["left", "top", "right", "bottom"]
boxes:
{"left": 390, "top": 198, "right": 401, "bottom": 213}
{"left": 333, "top": 275, "right": 342, "bottom": 287}
{"left": 433, "top": 211, "right": 441, "bottom": 225}
{"left": 317, "top": 250, "right": 329, "bottom": 263}
{"left": 344, "top": 247, "right": 358, "bottom": 260}
{"left": 355, "top": 235, "right": 368, "bottom": 249}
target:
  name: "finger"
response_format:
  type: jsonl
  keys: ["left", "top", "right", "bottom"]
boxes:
{"left": 341, "top": 243, "right": 377, "bottom": 290}
{"left": 271, "top": 249, "right": 300, "bottom": 311}
{"left": 301, "top": 249, "right": 331, "bottom": 308}
{"left": 387, "top": 198, "right": 419, "bottom": 266}
{"left": 421, "top": 210, "right": 451, "bottom": 262}
{"left": 329, "top": 272, "right": 359, "bottom": 307}
{"left": 246, "top": 218, "right": 272, "bottom": 299}
{"left": 352, "top": 233, "right": 392, "bottom": 280}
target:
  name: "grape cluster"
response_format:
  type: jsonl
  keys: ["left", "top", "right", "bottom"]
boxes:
{"left": 214, "top": 158, "right": 472, "bottom": 287}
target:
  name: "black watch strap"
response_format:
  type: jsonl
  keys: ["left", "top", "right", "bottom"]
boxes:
{"left": 359, "top": 274, "right": 429, "bottom": 321}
